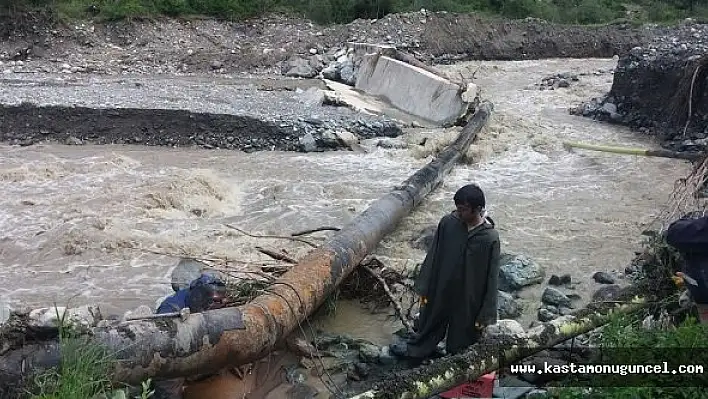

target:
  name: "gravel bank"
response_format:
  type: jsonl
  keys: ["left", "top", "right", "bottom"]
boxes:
{"left": 0, "top": 74, "right": 402, "bottom": 151}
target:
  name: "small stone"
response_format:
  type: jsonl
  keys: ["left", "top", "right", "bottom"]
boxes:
{"left": 548, "top": 274, "right": 571, "bottom": 286}
{"left": 592, "top": 284, "right": 622, "bottom": 302}
{"left": 65, "top": 136, "right": 83, "bottom": 145}
{"left": 538, "top": 308, "right": 558, "bottom": 322}
{"left": 321, "top": 62, "right": 340, "bottom": 80}
{"left": 593, "top": 271, "right": 616, "bottom": 284}
{"left": 557, "top": 79, "right": 570, "bottom": 88}
{"left": 566, "top": 293, "right": 582, "bottom": 301}
{"left": 542, "top": 304, "right": 559, "bottom": 314}
{"left": 358, "top": 343, "right": 380, "bottom": 363}
{"left": 498, "top": 290, "right": 523, "bottom": 319}
{"left": 484, "top": 319, "right": 525, "bottom": 338}
{"left": 354, "top": 362, "right": 370, "bottom": 378}
{"left": 378, "top": 345, "right": 397, "bottom": 365}
{"left": 210, "top": 60, "right": 223, "bottom": 70}
{"left": 334, "top": 130, "right": 359, "bottom": 148}
{"left": 541, "top": 287, "right": 571, "bottom": 307}
{"left": 309, "top": 48, "right": 318, "bottom": 55}
{"left": 601, "top": 102, "right": 618, "bottom": 114}
{"left": 558, "top": 307, "right": 573, "bottom": 316}
{"left": 0, "top": 301, "right": 12, "bottom": 326}
{"left": 299, "top": 132, "right": 318, "bottom": 152}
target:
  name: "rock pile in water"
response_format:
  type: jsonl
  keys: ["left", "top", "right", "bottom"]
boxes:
{"left": 572, "top": 20, "right": 708, "bottom": 153}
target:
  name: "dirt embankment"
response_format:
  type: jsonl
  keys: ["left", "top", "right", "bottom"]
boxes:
{"left": 573, "top": 21, "right": 708, "bottom": 153}
{"left": 1, "top": 11, "right": 651, "bottom": 76}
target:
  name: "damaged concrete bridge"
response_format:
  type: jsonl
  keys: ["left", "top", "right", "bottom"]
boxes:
{"left": 321, "top": 42, "right": 479, "bottom": 128}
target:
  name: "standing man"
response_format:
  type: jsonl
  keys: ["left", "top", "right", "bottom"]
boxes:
{"left": 394, "top": 184, "right": 501, "bottom": 359}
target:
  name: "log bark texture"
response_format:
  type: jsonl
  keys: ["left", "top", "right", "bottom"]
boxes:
{"left": 346, "top": 293, "right": 646, "bottom": 399}
{"left": 0, "top": 102, "right": 493, "bottom": 388}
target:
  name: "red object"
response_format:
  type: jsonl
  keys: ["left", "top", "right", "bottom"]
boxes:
{"left": 439, "top": 372, "right": 495, "bottom": 398}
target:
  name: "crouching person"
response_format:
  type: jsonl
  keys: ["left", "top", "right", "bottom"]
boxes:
{"left": 153, "top": 273, "right": 227, "bottom": 399}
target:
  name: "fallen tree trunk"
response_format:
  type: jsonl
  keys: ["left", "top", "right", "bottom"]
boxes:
{"left": 346, "top": 290, "right": 647, "bottom": 399}
{"left": 0, "top": 102, "right": 493, "bottom": 388}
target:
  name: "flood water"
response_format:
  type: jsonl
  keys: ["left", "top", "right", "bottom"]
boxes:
{"left": 0, "top": 59, "right": 691, "bottom": 342}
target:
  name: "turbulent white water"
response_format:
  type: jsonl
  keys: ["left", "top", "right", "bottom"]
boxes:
{"left": 0, "top": 59, "right": 690, "bottom": 332}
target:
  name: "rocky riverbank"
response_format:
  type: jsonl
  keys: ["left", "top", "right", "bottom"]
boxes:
{"left": 572, "top": 20, "right": 708, "bottom": 153}
{"left": 1, "top": 10, "right": 652, "bottom": 78}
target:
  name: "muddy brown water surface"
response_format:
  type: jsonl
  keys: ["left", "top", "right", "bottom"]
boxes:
{"left": 0, "top": 58, "right": 692, "bottom": 396}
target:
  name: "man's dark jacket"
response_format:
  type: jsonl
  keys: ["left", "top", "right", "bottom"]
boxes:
{"left": 666, "top": 216, "right": 708, "bottom": 303}
{"left": 406, "top": 211, "right": 500, "bottom": 357}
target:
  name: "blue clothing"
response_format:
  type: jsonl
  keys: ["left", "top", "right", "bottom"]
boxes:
{"left": 155, "top": 273, "right": 227, "bottom": 314}
{"left": 666, "top": 216, "right": 708, "bottom": 303}
{"left": 156, "top": 289, "right": 190, "bottom": 314}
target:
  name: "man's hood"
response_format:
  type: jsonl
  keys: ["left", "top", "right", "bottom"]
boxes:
{"left": 469, "top": 218, "right": 497, "bottom": 240}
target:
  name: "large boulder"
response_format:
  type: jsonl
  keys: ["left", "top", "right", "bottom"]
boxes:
{"left": 541, "top": 287, "right": 571, "bottom": 307}
{"left": 171, "top": 258, "right": 207, "bottom": 292}
{"left": 499, "top": 253, "right": 546, "bottom": 291}
{"left": 29, "top": 305, "right": 102, "bottom": 332}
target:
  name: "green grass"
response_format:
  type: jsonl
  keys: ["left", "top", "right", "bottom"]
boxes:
{"left": 541, "top": 228, "right": 708, "bottom": 399}
{"left": 544, "top": 314, "right": 708, "bottom": 399}
{"left": 2, "top": 0, "right": 708, "bottom": 25}
{"left": 25, "top": 306, "right": 154, "bottom": 399}
{"left": 27, "top": 306, "right": 114, "bottom": 399}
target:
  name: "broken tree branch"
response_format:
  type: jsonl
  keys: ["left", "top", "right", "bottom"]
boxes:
{"left": 224, "top": 224, "right": 318, "bottom": 247}
{"left": 361, "top": 265, "right": 414, "bottom": 334}
{"left": 0, "top": 102, "right": 492, "bottom": 388}
{"left": 255, "top": 247, "right": 298, "bottom": 264}
{"left": 290, "top": 227, "right": 342, "bottom": 237}
{"left": 347, "top": 291, "right": 647, "bottom": 399}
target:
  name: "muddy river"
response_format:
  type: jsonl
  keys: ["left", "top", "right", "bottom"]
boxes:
{"left": 0, "top": 58, "right": 690, "bottom": 351}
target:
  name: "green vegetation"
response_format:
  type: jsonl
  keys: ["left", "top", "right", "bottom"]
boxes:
{"left": 1, "top": 0, "right": 708, "bottom": 25}
{"left": 541, "top": 230, "right": 708, "bottom": 399}
{"left": 544, "top": 314, "right": 708, "bottom": 399}
{"left": 25, "top": 307, "right": 154, "bottom": 399}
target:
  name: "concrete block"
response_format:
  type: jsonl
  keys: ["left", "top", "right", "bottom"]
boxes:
{"left": 354, "top": 54, "right": 469, "bottom": 126}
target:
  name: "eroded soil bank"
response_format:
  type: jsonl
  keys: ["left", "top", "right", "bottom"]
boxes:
{"left": 574, "top": 20, "right": 708, "bottom": 153}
